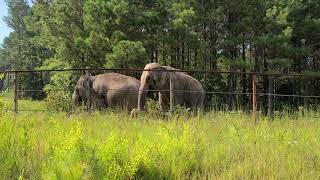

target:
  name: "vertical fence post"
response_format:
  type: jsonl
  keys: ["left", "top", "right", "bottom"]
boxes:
{"left": 169, "top": 72, "right": 174, "bottom": 113}
{"left": 252, "top": 73, "right": 257, "bottom": 123}
{"left": 268, "top": 75, "right": 275, "bottom": 120}
{"left": 14, "top": 72, "right": 18, "bottom": 113}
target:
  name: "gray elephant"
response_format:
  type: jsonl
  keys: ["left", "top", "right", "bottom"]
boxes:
{"left": 136, "top": 63, "right": 204, "bottom": 112}
{"left": 73, "top": 73, "right": 141, "bottom": 111}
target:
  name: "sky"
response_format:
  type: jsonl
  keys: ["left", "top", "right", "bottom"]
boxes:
{"left": 0, "top": 0, "right": 12, "bottom": 45}
{"left": 0, "top": 0, "right": 32, "bottom": 46}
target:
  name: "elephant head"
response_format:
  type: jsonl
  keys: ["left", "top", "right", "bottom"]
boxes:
{"left": 137, "top": 63, "right": 176, "bottom": 110}
{"left": 72, "top": 74, "right": 94, "bottom": 108}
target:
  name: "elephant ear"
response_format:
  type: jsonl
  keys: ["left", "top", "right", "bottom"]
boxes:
{"left": 161, "top": 66, "right": 178, "bottom": 80}
{"left": 74, "top": 86, "right": 79, "bottom": 95}
{"left": 82, "top": 75, "right": 94, "bottom": 89}
{"left": 151, "top": 66, "right": 165, "bottom": 81}
{"left": 161, "top": 66, "right": 179, "bottom": 71}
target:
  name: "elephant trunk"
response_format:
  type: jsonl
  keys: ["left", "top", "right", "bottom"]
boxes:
{"left": 137, "top": 80, "right": 149, "bottom": 111}
{"left": 84, "top": 75, "right": 94, "bottom": 109}
{"left": 72, "top": 89, "right": 81, "bottom": 107}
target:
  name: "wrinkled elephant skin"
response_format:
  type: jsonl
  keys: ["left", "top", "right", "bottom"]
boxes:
{"left": 73, "top": 73, "right": 140, "bottom": 111}
{"left": 137, "top": 63, "right": 204, "bottom": 112}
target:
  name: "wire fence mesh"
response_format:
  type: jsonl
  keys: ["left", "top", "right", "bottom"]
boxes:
{"left": 0, "top": 68, "right": 319, "bottom": 117}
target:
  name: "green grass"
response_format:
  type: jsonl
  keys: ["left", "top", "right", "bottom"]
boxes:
{"left": 0, "top": 92, "right": 45, "bottom": 112}
{"left": 1, "top": 110, "right": 320, "bottom": 179}
{"left": 1, "top": 92, "right": 320, "bottom": 179}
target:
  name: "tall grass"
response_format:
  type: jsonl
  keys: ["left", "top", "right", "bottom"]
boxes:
{"left": 0, "top": 92, "right": 45, "bottom": 112}
{"left": 1, "top": 110, "right": 320, "bottom": 179}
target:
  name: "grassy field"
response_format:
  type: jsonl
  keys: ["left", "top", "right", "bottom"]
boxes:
{"left": 0, "top": 92, "right": 46, "bottom": 112}
{"left": 1, "top": 109, "right": 320, "bottom": 179}
{"left": 1, "top": 92, "right": 320, "bottom": 179}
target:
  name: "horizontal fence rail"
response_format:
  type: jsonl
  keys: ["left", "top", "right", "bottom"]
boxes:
{"left": 1, "top": 68, "right": 320, "bottom": 77}
{"left": 4, "top": 89, "right": 320, "bottom": 98}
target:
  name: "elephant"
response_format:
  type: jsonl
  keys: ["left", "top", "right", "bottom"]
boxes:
{"left": 72, "top": 72, "right": 141, "bottom": 111}
{"left": 135, "top": 63, "right": 204, "bottom": 113}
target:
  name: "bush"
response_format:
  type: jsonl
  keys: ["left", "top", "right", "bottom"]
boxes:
{"left": 44, "top": 85, "right": 73, "bottom": 112}
{"left": 40, "top": 58, "right": 74, "bottom": 112}
{"left": 0, "top": 93, "right": 9, "bottom": 113}
{"left": 146, "top": 99, "right": 163, "bottom": 119}
{"left": 0, "top": 95, "right": 5, "bottom": 111}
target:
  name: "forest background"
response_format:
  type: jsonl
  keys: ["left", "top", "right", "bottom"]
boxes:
{"left": 0, "top": 0, "right": 319, "bottom": 113}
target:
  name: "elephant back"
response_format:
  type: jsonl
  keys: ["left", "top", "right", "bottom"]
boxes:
{"left": 93, "top": 73, "right": 140, "bottom": 92}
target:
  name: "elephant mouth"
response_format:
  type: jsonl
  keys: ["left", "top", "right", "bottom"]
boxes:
{"left": 146, "top": 85, "right": 155, "bottom": 95}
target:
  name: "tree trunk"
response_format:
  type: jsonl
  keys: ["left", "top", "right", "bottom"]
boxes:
{"left": 228, "top": 44, "right": 237, "bottom": 111}
{"left": 227, "top": 73, "right": 234, "bottom": 111}
{"left": 303, "top": 79, "right": 310, "bottom": 112}
{"left": 194, "top": 49, "right": 198, "bottom": 68}
{"left": 150, "top": 49, "right": 154, "bottom": 63}
{"left": 176, "top": 34, "right": 180, "bottom": 68}
{"left": 170, "top": 45, "right": 174, "bottom": 67}
{"left": 163, "top": 39, "right": 166, "bottom": 65}
{"left": 155, "top": 48, "right": 158, "bottom": 63}
{"left": 241, "top": 33, "right": 247, "bottom": 112}
{"left": 187, "top": 47, "right": 190, "bottom": 70}
{"left": 181, "top": 42, "right": 185, "bottom": 69}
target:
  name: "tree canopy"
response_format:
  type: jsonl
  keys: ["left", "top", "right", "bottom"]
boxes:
{"left": 0, "top": 0, "right": 319, "bottom": 111}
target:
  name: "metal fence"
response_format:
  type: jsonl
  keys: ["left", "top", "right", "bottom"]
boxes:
{"left": 1, "top": 68, "right": 320, "bottom": 121}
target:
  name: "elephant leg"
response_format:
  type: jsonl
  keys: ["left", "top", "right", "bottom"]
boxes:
{"left": 95, "top": 98, "right": 100, "bottom": 110}
{"left": 125, "top": 89, "right": 139, "bottom": 112}
{"left": 159, "top": 92, "right": 164, "bottom": 111}
{"left": 159, "top": 92, "right": 170, "bottom": 111}
{"left": 95, "top": 96, "right": 106, "bottom": 110}
{"left": 90, "top": 93, "right": 96, "bottom": 110}
{"left": 185, "top": 92, "right": 204, "bottom": 115}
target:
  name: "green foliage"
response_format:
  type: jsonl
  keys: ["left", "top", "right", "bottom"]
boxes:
{"left": 0, "top": 0, "right": 48, "bottom": 100}
{"left": 40, "top": 59, "right": 73, "bottom": 112}
{"left": 266, "top": 58, "right": 291, "bottom": 70}
{"left": 42, "top": 121, "right": 85, "bottom": 179}
{"left": 146, "top": 98, "right": 163, "bottom": 119}
{"left": 218, "top": 56, "right": 255, "bottom": 70}
{"left": 169, "top": 2, "right": 195, "bottom": 30}
{"left": 0, "top": 92, "right": 46, "bottom": 112}
{"left": 0, "top": 0, "right": 319, "bottom": 109}
{"left": 106, "top": 40, "right": 146, "bottom": 68}
{"left": 1, "top": 112, "right": 320, "bottom": 179}
{"left": 0, "top": 73, "right": 4, "bottom": 80}
{"left": 44, "top": 86, "right": 73, "bottom": 112}
{"left": 0, "top": 94, "right": 8, "bottom": 113}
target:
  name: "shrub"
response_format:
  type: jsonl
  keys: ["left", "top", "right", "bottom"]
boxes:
{"left": 146, "top": 99, "right": 163, "bottom": 119}
{"left": 0, "top": 93, "right": 9, "bottom": 113}
{"left": 44, "top": 85, "right": 73, "bottom": 112}
{"left": 0, "top": 95, "right": 5, "bottom": 111}
{"left": 40, "top": 58, "right": 74, "bottom": 112}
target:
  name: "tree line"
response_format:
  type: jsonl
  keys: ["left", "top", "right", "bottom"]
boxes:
{"left": 0, "top": 0, "right": 319, "bottom": 113}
